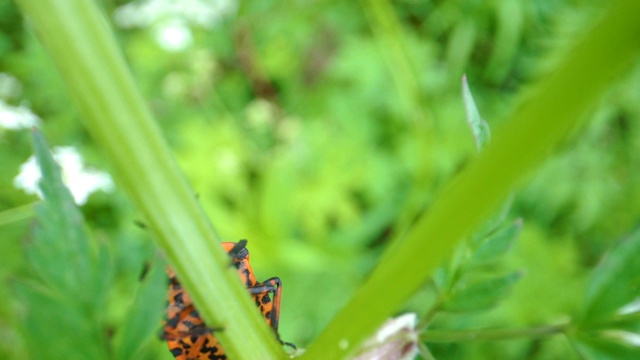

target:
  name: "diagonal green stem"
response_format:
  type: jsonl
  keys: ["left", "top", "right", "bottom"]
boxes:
{"left": 13, "top": 0, "right": 285, "bottom": 358}
{"left": 301, "top": 2, "right": 640, "bottom": 359}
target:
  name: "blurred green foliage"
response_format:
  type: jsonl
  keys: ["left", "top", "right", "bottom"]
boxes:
{"left": 1, "top": 0, "right": 640, "bottom": 359}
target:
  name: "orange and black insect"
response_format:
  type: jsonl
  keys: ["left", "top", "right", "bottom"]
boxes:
{"left": 161, "top": 240, "right": 288, "bottom": 360}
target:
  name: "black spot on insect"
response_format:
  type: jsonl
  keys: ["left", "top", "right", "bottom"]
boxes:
{"left": 173, "top": 292, "right": 184, "bottom": 306}
{"left": 208, "top": 352, "right": 225, "bottom": 360}
{"left": 201, "top": 343, "right": 216, "bottom": 353}
{"left": 179, "top": 338, "right": 192, "bottom": 349}
{"left": 166, "top": 314, "right": 181, "bottom": 328}
{"left": 183, "top": 320, "right": 200, "bottom": 331}
{"left": 169, "top": 276, "right": 181, "bottom": 286}
{"left": 242, "top": 269, "right": 252, "bottom": 287}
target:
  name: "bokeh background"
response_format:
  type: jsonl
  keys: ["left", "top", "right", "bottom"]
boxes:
{"left": 1, "top": 0, "right": 639, "bottom": 359}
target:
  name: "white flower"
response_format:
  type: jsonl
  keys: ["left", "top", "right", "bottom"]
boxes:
{"left": 0, "top": 73, "right": 22, "bottom": 100}
{"left": 113, "top": 0, "right": 237, "bottom": 51}
{"left": 0, "top": 99, "right": 40, "bottom": 130}
{"left": 114, "top": 0, "right": 236, "bottom": 29}
{"left": 154, "top": 19, "right": 193, "bottom": 52}
{"left": 14, "top": 147, "right": 114, "bottom": 205}
{"left": 353, "top": 313, "right": 420, "bottom": 360}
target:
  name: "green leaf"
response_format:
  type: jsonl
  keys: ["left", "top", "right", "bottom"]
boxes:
{"left": 16, "top": 130, "right": 112, "bottom": 360}
{"left": 468, "top": 219, "right": 522, "bottom": 267}
{"left": 443, "top": 272, "right": 523, "bottom": 312}
{"left": 14, "top": 282, "right": 109, "bottom": 360}
{"left": 462, "top": 75, "right": 491, "bottom": 151}
{"left": 572, "top": 333, "right": 640, "bottom": 360}
{"left": 468, "top": 195, "right": 514, "bottom": 246}
{"left": 30, "top": 129, "right": 95, "bottom": 300}
{"left": 582, "top": 228, "right": 640, "bottom": 322}
{"left": 114, "top": 260, "right": 167, "bottom": 360}
{"left": 28, "top": 129, "right": 112, "bottom": 308}
{"left": 575, "top": 229, "right": 640, "bottom": 358}
{"left": 614, "top": 314, "right": 640, "bottom": 333}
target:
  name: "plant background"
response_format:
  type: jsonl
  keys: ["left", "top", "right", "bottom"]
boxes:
{"left": 1, "top": 0, "right": 639, "bottom": 359}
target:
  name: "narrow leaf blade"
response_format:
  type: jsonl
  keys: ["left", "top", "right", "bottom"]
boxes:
{"left": 572, "top": 333, "right": 640, "bottom": 360}
{"left": 469, "top": 218, "right": 522, "bottom": 266}
{"left": 114, "top": 260, "right": 167, "bottom": 360}
{"left": 462, "top": 75, "right": 491, "bottom": 151}
{"left": 582, "top": 228, "right": 640, "bottom": 321}
{"left": 443, "top": 272, "right": 523, "bottom": 312}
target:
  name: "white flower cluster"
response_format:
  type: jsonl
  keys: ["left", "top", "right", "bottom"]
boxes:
{"left": 113, "top": 0, "right": 237, "bottom": 51}
{"left": 14, "top": 147, "right": 114, "bottom": 206}
{"left": 0, "top": 99, "right": 40, "bottom": 130}
{"left": 353, "top": 313, "right": 420, "bottom": 360}
{"left": 1, "top": 73, "right": 114, "bottom": 206}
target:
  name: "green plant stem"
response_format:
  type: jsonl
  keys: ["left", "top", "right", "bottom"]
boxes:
{"left": 418, "top": 342, "right": 437, "bottom": 360}
{"left": 422, "top": 323, "right": 570, "bottom": 343}
{"left": 420, "top": 296, "right": 447, "bottom": 328}
{"left": 13, "top": 1, "right": 284, "bottom": 359}
{"left": 301, "top": 2, "right": 640, "bottom": 359}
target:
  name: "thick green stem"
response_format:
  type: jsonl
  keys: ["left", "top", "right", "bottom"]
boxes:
{"left": 13, "top": 0, "right": 284, "bottom": 358}
{"left": 301, "top": 2, "right": 640, "bottom": 359}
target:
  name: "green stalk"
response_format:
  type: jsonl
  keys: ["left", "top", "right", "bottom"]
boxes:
{"left": 301, "top": 2, "right": 640, "bottom": 359}
{"left": 13, "top": 1, "right": 284, "bottom": 358}
{"left": 422, "top": 323, "right": 569, "bottom": 343}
